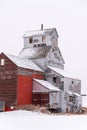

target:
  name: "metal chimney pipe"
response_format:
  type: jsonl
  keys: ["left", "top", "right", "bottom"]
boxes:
{"left": 41, "top": 24, "right": 43, "bottom": 30}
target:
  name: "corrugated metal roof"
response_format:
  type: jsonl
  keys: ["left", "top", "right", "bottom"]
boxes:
{"left": 48, "top": 66, "right": 80, "bottom": 80}
{"left": 23, "top": 28, "right": 58, "bottom": 37}
{"left": 4, "top": 53, "right": 43, "bottom": 72}
{"left": 33, "top": 78, "right": 61, "bottom": 92}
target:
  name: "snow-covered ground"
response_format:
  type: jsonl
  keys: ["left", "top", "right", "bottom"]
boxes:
{"left": 0, "top": 110, "right": 87, "bottom": 130}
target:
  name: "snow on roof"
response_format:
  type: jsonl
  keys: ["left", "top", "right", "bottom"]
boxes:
{"left": 73, "top": 92, "right": 81, "bottom": 97}
{"left": 66, "top": 91, "right": 73, "bottom": 95}
{"left": 66, "top": 91, "right": 81, "bottom": 97}
{"left": 19, "top": 48, "right": 37, "bottom": 58}
{"left": 24, "top": 30, "right": 45, "bottom": 37}
{"left": 23, "top": 28, "right": 58, "bottom": 37}
{"left": 48, "top": 66, "right": 79, "bottom": 80}
{"left": 34, "top": 78, "right": 61, "bottom": 91}
{"left": 19, "top": 46, "right": 50, "bottom": 59}
{"left": 4, "top": 53, "right": 43, "bottom": 72}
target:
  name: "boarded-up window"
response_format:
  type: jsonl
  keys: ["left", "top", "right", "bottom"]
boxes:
{"left": 29, "top": 37, "right": 33, "bottom": 43}
{"left": 1, "top": 59, "right": 5, "bottom": 66}
{"left": 42, "top": 36, "right": 45, "bottom": 42}
{"left": 69, "top": 96, "right": 73, "bottom": 102}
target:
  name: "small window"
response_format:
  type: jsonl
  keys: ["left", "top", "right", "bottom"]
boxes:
{"left": 29, "top": 37, "right": 33, "bottom": 43}
{"left": 38, "top": 44, "right": 40, "bottom": 47}
{"left": 72, "top": 81, "right": 74, "bottom": 84}
{"left": 69, "top": 96, "right": 73, "bottom": 102}
{"left": 52, "top": 48, "right": 55, "bottom": 52}
{"left": 53, "top": 77, "right": 57, "bottom": 83}
{"left": 42, "top": 36, "right": 45, "bottom": 42}
{"left": 1, "top": 59, "right": 5, "bottom": 66}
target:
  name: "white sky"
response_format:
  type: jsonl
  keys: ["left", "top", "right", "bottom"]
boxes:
{"left": 0, "top": 0, "right": 87, "bottom": 94}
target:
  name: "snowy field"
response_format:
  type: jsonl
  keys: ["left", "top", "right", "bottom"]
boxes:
{"left": 0, "top": 110, "right": 87, "bottom": 130}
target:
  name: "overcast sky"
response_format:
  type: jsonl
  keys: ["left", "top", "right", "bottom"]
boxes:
{"left": 0, "top": 0, "right": 87, "bottom": 93}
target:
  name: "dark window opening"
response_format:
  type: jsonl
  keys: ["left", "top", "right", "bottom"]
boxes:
{"left": 53, "top": 77, "right": 57, "bottom": 83}
{"left": 42, "top": 36, "right": 45, "bottom": 42}
{"left": 69, "top": 96, "right": 73, "bottom": 102}
{"left": 72, "top": 81, "right": 74, "bottom": 84}
{"left": 52, "top": 48, "right": 55, "bottom": 52}
{"left": 29, "top": 37, "right": 33, "bottom": 43}
{"left": 38, "top": 44, "right": 40, "bottom": 47}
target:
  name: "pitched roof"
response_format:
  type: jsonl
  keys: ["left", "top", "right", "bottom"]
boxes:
{"left": 66, "top": 91, "right": 73, "bottom": 95}
{"left": 66, "top": 91, "right": 81, "bottom": 96}
{"left": 48, "top": 66, "right": 79, "bottom": 80}
{"left": 33, "top": 78, "right": 61, "bottom": 92}
{"left": 19, "top": 46, "right": 51, "bottom": 59}
{"left": 73, "top": 92, "right": 81, "bottom": 97}
{"left": 23, "top": 28, "right": 58, "bottom": 38}
{"left": 3, "top": 53, "right": 43, "bottom": 72}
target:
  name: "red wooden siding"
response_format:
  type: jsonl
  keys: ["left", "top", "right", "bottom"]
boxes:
{"left": 32, "top": 92, "right": 49, "bottom": 106}
{"left": 17, "top": 75, "right": 32, "bottom": 105}
{"left": 0, "top": 53, "right": 44, "bottom": 110}
{"left": 17, "top": 74, "right": 44, "bottom": 105}
{"left": 32, "top": 73, "right": 44, "bottom": 79}
{"left": 0, "top": 53, "right": 17, "bottom": 110}
{"left": 32, "top": 80, "right": 49, "bottom": 106}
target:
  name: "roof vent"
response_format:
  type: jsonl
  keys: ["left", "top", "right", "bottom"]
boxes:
{"left": 41, "top": 24, "right": 43, "bottom": 30}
